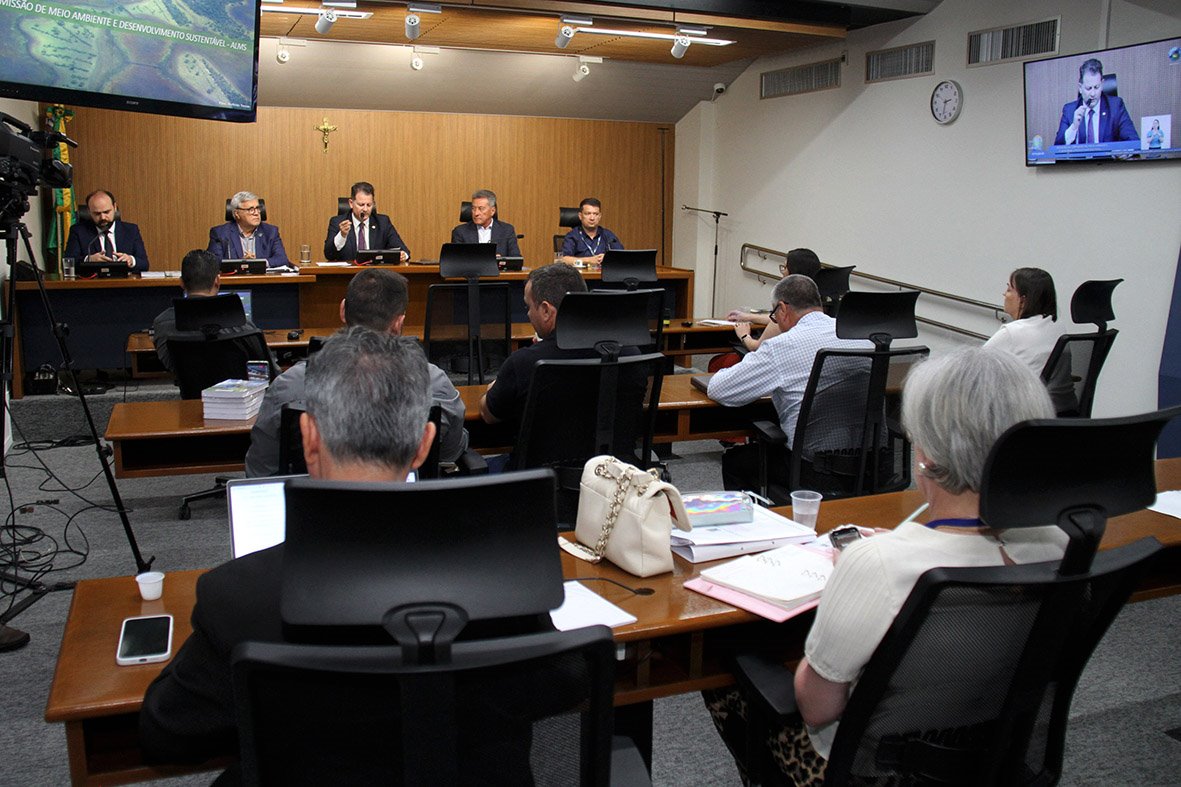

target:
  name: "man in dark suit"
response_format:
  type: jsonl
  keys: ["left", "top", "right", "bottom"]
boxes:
{"left": 323, "top": 181, "right": 410, "bottom": 262}
{"left": 139, "top": 328, "right": 437, "bottom": 773}
{"left": 63, "top": 190, "right": 150, "bottom": 270}
{"left": 451, "top": 188, "right": 521, "bottom": 258}
{"left": 207, "top": 191, "right": 290, "bottom": 268}
{"left": 1054, "top": 58, "right": 1138, "bottom": 146}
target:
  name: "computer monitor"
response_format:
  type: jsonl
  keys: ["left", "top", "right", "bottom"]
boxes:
{"left": 355, "top": 248, "right": 402, "bottom": 265}
{"left": 220, "top": 259, "right": 267, "bottom": 276}
{"left": 226, "top": 290, "right": 254, "bottom": 323}
{"left": 438, "top": 242, "right": 499, "bottom": 279}
{"left": 280, "top": 469, "right": 562, "bottom": 630}
{"left": 601, "top": 249, "right": 658, "bottom": 284}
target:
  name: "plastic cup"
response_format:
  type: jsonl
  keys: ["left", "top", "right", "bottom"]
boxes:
{"left": 790, "top": 490, "right": 823, "bottom": 529}
{"left": 62, "top": 257, "right": 76, "bottom": 280}
{"left": 135, "top": 571, "right": 165, "bottom": 601}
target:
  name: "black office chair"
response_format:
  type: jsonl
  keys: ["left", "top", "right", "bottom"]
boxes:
{"left": 1041, "top": 278, "right": 1122, "bottom": 417}
{"left": 753, "top": 291, "right": 927, "bottom": 503}
{"left": 231, "top": 470, "right": 633, "bottom": 785}
{"left": 813, "top": 265, "right": 855, "bottom": 317}
{"left": 554, "top": 206, "right": 581, "bottom": 254}
{"left": 512, "top": 291, "right": 666, "bottom": 524}
{"left": 425, "top": 243, "right": 510, "bottom": 386}
{"left": 729, "top": 406, "right": 1176, "bottom": 785}
{"left": 167, "top": 295, "right": 276, "bottom": 519}
{"left": 277, "top": 403, "right": 307, "bottom": 476}
{"left": 224, "top": 197, "right": 267, "bottom": 222}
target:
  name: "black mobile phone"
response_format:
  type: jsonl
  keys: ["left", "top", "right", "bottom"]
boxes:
{"left": 116, "top": 614, "right": 173, "bottom": 666}
{"left": 829, "top": 525, "right": 864, "bottom": 552}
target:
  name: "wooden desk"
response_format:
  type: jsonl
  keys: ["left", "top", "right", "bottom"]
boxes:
{"left": 104, "top": 401, "right": 254, "bottom": 479}
{"left": 44, "top": 458, "right": 1181, "bottom": 785}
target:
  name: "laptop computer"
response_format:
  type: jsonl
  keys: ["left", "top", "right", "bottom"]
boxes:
{"left": 226, "top": 472, "right": 419, "bottom": 559}
{"left": 355, "top": 248, "right": 402, "bottom": 265}
{"left": 690, "top": 374, "right": 713, "bottom": 393}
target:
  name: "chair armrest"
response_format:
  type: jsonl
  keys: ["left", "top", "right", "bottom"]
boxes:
{"left": 457, "top": 449, "right": 489, "bottom": 476}
{"left": 731, "top": 651, "right": 800, "bottom": 720}
{"left": 751, "top": 420, "right": 787, "bottom": 446}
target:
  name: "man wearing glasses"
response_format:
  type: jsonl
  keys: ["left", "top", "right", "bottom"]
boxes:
{"left": 708, "top": 275, "right": 871, "bottom": 491}
{"left": 208, "top": 191, "right": 290, "bottom": 268}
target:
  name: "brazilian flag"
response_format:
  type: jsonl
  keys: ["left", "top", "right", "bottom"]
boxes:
{"left": 44, "top": 105, "right": 75, "bottom": 270}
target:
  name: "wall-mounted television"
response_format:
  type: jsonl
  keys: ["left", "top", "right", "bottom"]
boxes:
{"left": 1023, "top": 37, "right": 1180, "bottom": 165}
{"left": 0, "top": 1, "right": 259, "bottom": 123}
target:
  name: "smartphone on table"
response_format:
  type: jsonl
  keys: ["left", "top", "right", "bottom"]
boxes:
{"left": 116, "top": 614, "right": 174, "bottom": 666}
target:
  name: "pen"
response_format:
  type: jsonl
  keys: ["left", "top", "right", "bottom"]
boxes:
{"left": 899, "top": 502, "right": 929, "bottom": 525}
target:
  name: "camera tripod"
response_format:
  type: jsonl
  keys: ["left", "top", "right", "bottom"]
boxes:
{"left": 0, "top": 210, "right": 151, "bottom": 651}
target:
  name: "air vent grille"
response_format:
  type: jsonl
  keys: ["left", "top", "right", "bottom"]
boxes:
{"left": 968, "top": 19, "right": 1059, "bottom": 65}
{"left": 761, "top": 58, "right": 842, "bottom": 99}
{"left": 865, "top": 41, "right": 935, "bottom": 83}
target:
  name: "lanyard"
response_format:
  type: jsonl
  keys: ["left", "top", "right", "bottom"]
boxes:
{"left": 580, "top": 228, "right": 601, "bottom": 256}
{"left": 923, "top": 518, "right": 982, "bottom": 530}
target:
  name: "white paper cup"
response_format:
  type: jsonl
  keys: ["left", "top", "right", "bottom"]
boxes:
{"left": 790, "top": 490, "right": 823, "bottom": 529}
{"left": 136, "top": 571, "right": 165, "bottom": 601}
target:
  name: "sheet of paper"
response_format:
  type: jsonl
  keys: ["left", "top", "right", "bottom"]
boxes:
{"left": 314, "top": 262, "right": 352, "bottom": 267}
{"left": 698, "top": 319, "right": 737, "bottom": 326}
{"left": 672, "top": 504, "right": 815, "bottom": 546}
{"left": 1148, "top": 490, "right": 1181, "bottom": 520}
{"left": 550, "top": 581, "right": 637, "bottom": 631}
{"left": 138, "top": 271, "right": 167, "bottom": 279}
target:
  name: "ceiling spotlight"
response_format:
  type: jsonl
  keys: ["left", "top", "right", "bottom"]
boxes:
{"left": 405, "top": 13, "right": 420, "bottom": 40}
{"left": 276, "top": 46, "right": 291, "bottom": 64}
{"left": 555, "top": 24, "right": 575, "bottom": 49}
{"left": 573, "top": 63, "right": 590, "bottom": 82}
{"left": 670, "top": 35, "right": 690, "bottom": 59}
{"left": 314, "top": 9, "right": 336, "bottom": 34}
{"left": 410, "top": 54, "right": 424, "bottom": 70}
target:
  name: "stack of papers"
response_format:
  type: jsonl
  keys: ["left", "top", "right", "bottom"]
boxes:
{"left": 671, "top": 504, "right": 816, "bottom": 563}
{"left": 687, "top": 543, "right": 834, "bottom": 621}
{"left": 697, "top": 319, "right": 737, "bottom": 326}
{"left": 683, "top": 492, "right": 754, "bottom": 526}
{"left": 202, "top": 379, "right": 269, "bottom": 420}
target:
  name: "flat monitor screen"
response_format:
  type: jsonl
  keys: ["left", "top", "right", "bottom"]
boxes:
{"left": 1023, "top": 38, "right": 1180, "bottom": 165}
{"left": 226, "top": 290, "right": 252, "bottom": 323}
{"left": 0, "top": 1, "right": 260, "bottom": 123}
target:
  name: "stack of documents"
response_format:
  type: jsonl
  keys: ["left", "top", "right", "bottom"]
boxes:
{"left": 202, "top": 379, "right": 269, "bottom": 420}
{"left": 686, "top": 543, "right": 834, "bottom": 622}
{"left": 671, "top": 504, "right": 816, "bottom": 563}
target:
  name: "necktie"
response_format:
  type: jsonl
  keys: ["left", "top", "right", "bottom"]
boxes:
{"left": 105, "top": 231, "right": 115, "bottom": 257}
{"left": 1082, "top": 109, "right": 1093, "bottom": 144}
{"left": 357, "top": 222, "right": 367, "bottom": 251}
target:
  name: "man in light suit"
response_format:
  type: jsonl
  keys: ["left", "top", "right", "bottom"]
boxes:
{"left": 1054, "top": 58, "right": 1138, "bottom": 146}
{"left": 63, "top": 190, "right": 150, "bottom": 270}
{"left": 451, "top": 188, "right": 521, "bottom": 258}
{"left": 207, "top": 191, "right": 290, "bottom": 268}
{"left": 323, "top": 181, "right": 410, "bottom": 262}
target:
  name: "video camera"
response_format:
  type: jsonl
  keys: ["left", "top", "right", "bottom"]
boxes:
{"left": 0, "top": 112, "right": 74, "bottom": 222}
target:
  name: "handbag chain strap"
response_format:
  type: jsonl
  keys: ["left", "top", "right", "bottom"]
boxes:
{"left": 589, "top": 460, "right": 658, "bottom": 559}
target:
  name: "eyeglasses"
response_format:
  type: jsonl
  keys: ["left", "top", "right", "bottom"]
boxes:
{"left": 770, "top": 301, "right": 782, "bottom": 320}
{"left": 236, "top": 205, "right": 261, "bottom": 214}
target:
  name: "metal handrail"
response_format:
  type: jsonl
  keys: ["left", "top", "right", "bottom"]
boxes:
{"left": 739, "top": 243, "right": 1001, "bottom": 341}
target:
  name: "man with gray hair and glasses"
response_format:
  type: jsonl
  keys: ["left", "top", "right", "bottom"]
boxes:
{"left": 208, "top": 190, "right": 290, "bottom": 268}
{"left": 708, "top": 274, "right": 872, "bottom": 492}
{"left": 140, "top": 328, "right": 436, "bottom": 772}
{"left": 451, "top": 188, "right": 521, "bottom": 258}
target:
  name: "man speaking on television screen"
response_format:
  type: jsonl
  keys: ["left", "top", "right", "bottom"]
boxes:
{"left": 1054, "top": 58, "right": 1138, "bottom": 145}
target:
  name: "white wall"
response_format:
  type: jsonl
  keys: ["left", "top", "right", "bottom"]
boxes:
{"left": 674, "top": 0, "right": 1181, "bottom": 416}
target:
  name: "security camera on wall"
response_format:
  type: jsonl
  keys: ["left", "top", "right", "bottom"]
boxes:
{"left": 713, "top": 82, "right": 727, "bottom": 96}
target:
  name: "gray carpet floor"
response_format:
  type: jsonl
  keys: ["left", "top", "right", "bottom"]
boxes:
{"left": 1, "top": 391, "right": 1179, "bottom": 785}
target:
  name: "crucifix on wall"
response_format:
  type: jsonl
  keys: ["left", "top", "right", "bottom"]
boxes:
{"left": 314, "top": 117, "right": 337, "bottom": 153}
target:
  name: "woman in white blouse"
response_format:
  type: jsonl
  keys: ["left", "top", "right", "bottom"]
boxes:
{"left": 983, "top": 267, "right": 1076, "bottom": 413}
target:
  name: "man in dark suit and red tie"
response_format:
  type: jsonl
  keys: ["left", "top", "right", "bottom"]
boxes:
{"left": 63, "top": 190, "right": 150, "bottom": 270}
{"left": 450, "top": 188, "right": 521, "bottom": 258}
{"left": 207, "top": 191, "right": 290, "bottom": 268}
{"left": 323, "top": 181, "right": 410, "bottom": 262}
{"left": 1054, "top": 58, "right": 1138, "bottom": 146}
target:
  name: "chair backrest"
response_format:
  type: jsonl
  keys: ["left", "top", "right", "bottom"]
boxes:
{"left": 168, "top": 295, "right": 272, "bottom": 399}
{"left": 826, "top": 409, "right": 1175, "bottom": 783}
{"left": 75, "top": 202, "right": 121, "bottom": 226}
{"left": 423, "top": 282, "right": 511, "bottom": 386}
{"left": 1102, "top": 72, "right": 1117, "bottom": 97}
{"left": 336, "top": 196, "right": 350, "bottom": 216}
{"left": 232, "top": 625, "right": 616, "bottom": 786}
{"left": 558, "top": 206, "right": 581, "bottom": 228}
{"left": 1040, "top": 329, "right": 1118, "bottom": 417}
{"left": 1070, "top": 278, "right": 1122, "bottom": 332}
{"left": 224, "top": 197, "right": 267, "bottom": 222}
{"left": 278, "top": 403, "right": 307, "bottom": 476}
{"left": 835, "top": 290, "right": 920, "bottom": 349}
{"left": 600, "top": 249, "right": 658, "bottom": 290}
{"left": 439, "top": 242, "right": 499, "bottom": 279}
{"left": 788, "top": 346, "right": 929, "bottom": 498}
{"left": 813, "top": 265, "right": 855, "bottom": 316}
{"left": 459, "top": 200, "right": 509, "bottom": 224}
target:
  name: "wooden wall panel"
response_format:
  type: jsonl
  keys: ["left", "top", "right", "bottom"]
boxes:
{"left": 54, "top": 106, "right": 673, "bottom": 272}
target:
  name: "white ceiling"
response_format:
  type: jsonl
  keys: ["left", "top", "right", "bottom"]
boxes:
{"left": 258, "top": 37, "right": 754, "bottom": 123}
